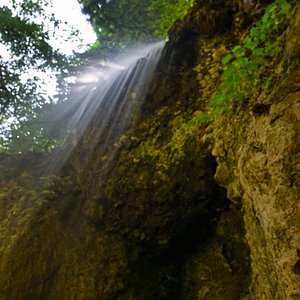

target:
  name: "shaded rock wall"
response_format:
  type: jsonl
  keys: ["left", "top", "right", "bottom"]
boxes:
{"left": 0, "top": 0, "right": 299, "bottom": 299}
{"left": 211, "top": 3, "right": 300, "bottom": 299}
{"left": 0, "top": 2, "right": 233, "bottom": 298}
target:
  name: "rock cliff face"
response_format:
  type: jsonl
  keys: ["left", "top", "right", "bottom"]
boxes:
{"left": 212, "top": 4, "right": 300, "bottom": 298}
{"left": 0, "top": 0, "right": 299, "bottom": 299}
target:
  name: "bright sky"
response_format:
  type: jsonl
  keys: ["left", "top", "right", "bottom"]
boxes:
{"left": 0, "top": 0, "right": 97, "bottom": 104}
{"left": 0, "top": 0, "right": 97, "bottom": 136}
{"left": 48, "top": 0, "right": 97, "bottom": 53}
{"left": 0, "top": 0, "right": 97, "bottom": 54}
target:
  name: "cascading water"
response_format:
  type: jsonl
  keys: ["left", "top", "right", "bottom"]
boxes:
{"left": 0, "top": 42, "right": 168, "bottom": 300}
{"left": 48, "top": 41, "right": 165, "bottom": 172}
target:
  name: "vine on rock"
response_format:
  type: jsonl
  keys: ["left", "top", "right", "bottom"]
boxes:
{"left": 192, "top": 0, "right": 294, "bottom": 124}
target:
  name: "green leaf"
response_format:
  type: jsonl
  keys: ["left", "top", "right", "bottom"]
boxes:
{"left": 232, "top": 45, "right": 245, "bottom": 58}
{"left": 252, "top": 48, "right": 264, "bottom": 57}
{"left": 243, "top": 36, "right": 258, "bottom": 50}
{"left": 250, "top": 27, "right": 259, "bottom": 38}
{"left": 222, "top": 54, "right": 234, "bottom": 65}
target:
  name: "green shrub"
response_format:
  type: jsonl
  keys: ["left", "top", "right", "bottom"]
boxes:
{"left": 193, "top": 0, "right": 294, "bottom": 123}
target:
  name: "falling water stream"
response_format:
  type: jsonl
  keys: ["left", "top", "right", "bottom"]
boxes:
{"left": 46, "top": 41, "right": 165, "bottom": 172}
{"left": 0, "top": 36, "right": 233, "bottom": 300}
{"left": 0, "top": 39, "right": 173, "bottom": 299}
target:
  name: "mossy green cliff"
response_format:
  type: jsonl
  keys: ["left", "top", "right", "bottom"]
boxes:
{"left": 0, "top": 0, "right": 299, "bottom": 299}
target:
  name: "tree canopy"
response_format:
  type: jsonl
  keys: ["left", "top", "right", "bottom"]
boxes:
{"left": 0, "top": 0, "right": 193, "bottom": 153}
{"left": 0, "top": 0, "right": 80, "bottom": 151}
{"left": 79, "top": 0, "right": 193, "bottom": 56}
{"left": 0, "top": 0, "right": 74, "bottom": 119}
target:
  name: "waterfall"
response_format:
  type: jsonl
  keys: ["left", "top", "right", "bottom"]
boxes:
{"left": 47, "top": 41, "right": 165, "bottom": 172}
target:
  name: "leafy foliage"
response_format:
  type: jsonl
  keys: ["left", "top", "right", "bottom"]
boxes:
{"left": 0, "top": 0, "right": 80, "bottom": 152}
{"left": 211, "top": 0, "right": 293, "bottom": 113}
{"left": 1, "top": 0, "right": 193, "bottom": 153}
{"left": 79, "top": 0, "right": 193, "bottom": 55}
{"left": 192, "top": 0, "right": 294, "bottom": 123}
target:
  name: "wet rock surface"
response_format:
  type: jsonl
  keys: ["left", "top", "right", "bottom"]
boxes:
{"left": 0, "top": 1, "right": 299, "bottom": 299}
{"left": 212, "top": 3, "right": 300, "bottom": 299}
